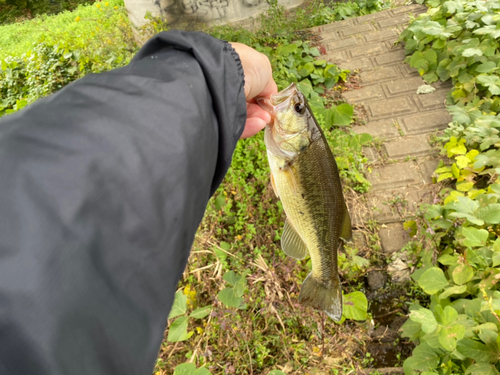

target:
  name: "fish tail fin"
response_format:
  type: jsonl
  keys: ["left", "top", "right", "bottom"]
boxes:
{"left": 298, "top": 273, "right": 342, "bottom": 321}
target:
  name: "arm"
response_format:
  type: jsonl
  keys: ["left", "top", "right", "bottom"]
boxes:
{"left": 0, "top": 30, "right": 273, "bottom": 375}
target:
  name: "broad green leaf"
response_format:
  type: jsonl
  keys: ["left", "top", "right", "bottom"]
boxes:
{"left": 189, "top": 305, "right": 212, "bottom": 319}
{"left": 476, "top": 62, "right": 497, "bottom": 74}
{"left": 477, "top": 205, "right": 500, "bottom": 224}
{"left": 456, "top": 155, "right": 470, "bottom": 168}
{"left": 331, "top": 103, "right": 353, "bottom": 126}
{"left": 452, "top": 265, "right": 474, "bottom": 285}
{"left": 462, "top": 227, "right": 489, "bottom": 247}
{"left": 457, "top": 338, "right": 499, "bottom": 363}
{"left": 441, "top": 305, "right": 459, "bottom": 325}
{"left": 439, "top": 285, "right": 467, "bottom": 300}
{"left": 223, "top": 270, "right": 242, "bottom": 286}
{"left": 174, "top": 363, "right": 212, "bottom": 375}
{"left": 401, "top": 317, "right": 423, "bottom": 340}
{"left": 403, "top": 342, "right": 439, "bottom": 373}
{"left": 169, "top": 291, "right": 187, "bottom": 319}
{"left": 343, "top": 291, "right": 367, "bottom": 321}
{"left": 298, "top": 62, "right": 315, "bottom": 77}
{"left": 268, "top": 371, "right": 287, "bottom": 375}
{"left": 439, "top": 324, "right": 466, "bottom": 351}
{"left": 218, "top": 287, "right": 243, "bottom": 308}
{"left": 418, "top": 267, "right": 449, "bottom": 295}
{"left": 410, "top": 307, "right": 438, "bottom": 333}
{"left": 463, "top": 48, "right": 483, "bottom": 57}
{"left": 167, "top": 316, "right": 192, "bottom": 342}
{"left": 457, "top": 181, "right": 474, "bottom": 192}
{"left": 465, "top": 363, "right": 500, "bottom": 375}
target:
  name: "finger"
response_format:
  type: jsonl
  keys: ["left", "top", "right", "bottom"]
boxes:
{"left": 247, "top": 102, "right": 271, "bottom": 124}
{"left": 240, "top": 117, "right": 267, "bottom": 139}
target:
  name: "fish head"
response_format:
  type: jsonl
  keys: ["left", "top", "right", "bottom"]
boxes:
{"left": 258, "top": 83, "right": 318, "bottom": 159}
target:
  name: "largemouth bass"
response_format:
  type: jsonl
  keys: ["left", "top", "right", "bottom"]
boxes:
{"left": 259, "top": 83, "right": 352, "bottom": 321}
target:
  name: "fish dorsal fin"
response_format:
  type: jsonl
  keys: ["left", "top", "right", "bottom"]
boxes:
{"left": 281, "top": 219, "right": 308, "bottom": 260}
{"left": 340, "top": 208, "right": 352, "bottom": 241}
{"left": 270, "top": 173, "right": 279, "bottom": 198}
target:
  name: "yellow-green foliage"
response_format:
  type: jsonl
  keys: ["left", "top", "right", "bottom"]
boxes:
{"left": 0, "top": 0, "right": 135, "bottom": 61}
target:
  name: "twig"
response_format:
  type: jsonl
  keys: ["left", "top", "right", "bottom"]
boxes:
{"left": 245, "top": 341, "right": 254, "bottom": 375}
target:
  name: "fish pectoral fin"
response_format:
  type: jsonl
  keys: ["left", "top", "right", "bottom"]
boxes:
{"left": 282, "top": 165, "right": 298, "bottom": 195}
{"left": 299, "top": 273, "right": 342, "bottom": 321}
{"left": 270, "top": 173, "right": 279, "bottom": 198}
{"left": 281, "top": 219, "right": 308, "bottom": 260}
{"left": 340, "top": 207, "right": 352, "bottom": 242}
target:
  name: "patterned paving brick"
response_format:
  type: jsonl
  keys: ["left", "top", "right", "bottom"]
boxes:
{"left": 378, "top": 14, "right": 410, "bottom": 29}
{"left": 367, "top": 97, "right": 415, "bottom": 118}
{"left": 364, "top": 29, "right": 399, "bottom": 43}
{"left": 373, "top": 50, "right": 406, "bottom": 66}
{"left": 384, "top": 134, "right": 436, "bottom": 159}
{"left": 350, "top": 42, "right": 388, "bottom": 58}
{"left": 326, "top": 38, "right": 360, "bottom": 51}
{"left": 367, "top": 161, "right": 421, "bottom": 191}
{"left": 399, "top": 111, "right": 451, "bottom": 135}
{"left": 344, "top": 58, "right": 374, "bottom": 70}
{"left": 352, "top": 118, "right": 401, "bottom": 140}
{"left": 418, "top": 158, "right": 441, "bottom": 184}
{"left": 413, "top": 89, "right": 449, "bottom": 110}
{"left": 354, "top": 11, "right": 391, "bottom": 23}
{"left": 343, "top": 85, "right": 385, "bottom": 103}
{"left": 324, "top": 51, "right": 348, "bottom": 63}
{"left": 360, "top": 66, "right": 401, "bottom": 84}
{"left": 342, "top": 23, "right": 375, "bottom": 37}
{"left": 400, "top": 64, "right": 420, "bottom": 77}
{"left": 383, "top": 76, "right": 424, "bottom": 97}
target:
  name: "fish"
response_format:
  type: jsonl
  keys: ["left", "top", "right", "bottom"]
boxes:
{"left": 258, "top": 83, "right": 352, "bottom": 321}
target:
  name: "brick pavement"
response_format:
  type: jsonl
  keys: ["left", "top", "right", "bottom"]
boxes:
{"left": 313, "top": 4, "right": 451, "bottom": 254}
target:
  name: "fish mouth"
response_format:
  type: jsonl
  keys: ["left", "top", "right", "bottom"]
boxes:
{"left": 270, "top": 82, "right": 297, "bottom": 106}
{"left": 256, "top": 83, "right": 297, "bottom": 125}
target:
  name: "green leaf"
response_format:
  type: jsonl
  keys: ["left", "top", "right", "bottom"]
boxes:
{"left": 218, "top": 287, "right": 243, "bottom": 308}
{"left": 463, "top": 48, "right": 483, "bottom": 57}
{"left": 418, "top": 267, "right": 449, "bottom": 295}
{"left": 189, "top": 305, "right": 212, "bottom": 319}
{"left": 343, "top": 291, "right": 367, "bottom": 321}
{"left": 410, "top": 307, "right": 438, "bottom": 333}
{"left": 167, "top": 316, "right": 192, "bottom": 342}
{"left": 465, "top": 363, "right": 500, "bottom": 375}
{"left": 439, "top": 324, "right": 466, "bottom": 351}
{"left": 452, "top": 264, "right": 474, "bottom": 285}
{"left": 169, "top": 291, "right": 187, "bottom": 319}
{"left": 439, "top": 285, "right": 467, "bottom": 299}
{"left": 476, "top": 62, "right": 498, "bottom": 74}
{"left": 462, "top": 227, "right": 489, "bottom": 247}
{"left": 457, "top": 338, "right": 499, "bottom": 363}
{"left": 477, "top": 205, "right": 500, "bottom": 224}
{"left": 298, "top": 62, "right": 315, "bottom": 78}
{"left": 268, "top": 371, "right": 287, "bottom": 375}
{"left": 403, "top": 342, "right": 439, "bottom": 373}
{"left": 331, "top": 103, "right": 353, "bottom": 126}
{"left": 174, "top": 363, "right": 212, "bottom": 375}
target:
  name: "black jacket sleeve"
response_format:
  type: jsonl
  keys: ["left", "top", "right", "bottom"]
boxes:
{"left": 0, "top": 30, "right": 246, "bottom": 375}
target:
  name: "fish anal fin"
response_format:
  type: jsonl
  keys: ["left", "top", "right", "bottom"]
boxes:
{"left": 299, "top": 273, "right": 342, "bottom": 321}
{"left": 340, "top": 208, "right": 352, "bottom": 242}
{"left": 281, "top": 219, "right": 308, "bottom": 260}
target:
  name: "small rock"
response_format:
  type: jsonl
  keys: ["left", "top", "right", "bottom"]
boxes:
{"left": 367, "top": 270, "right": 386, "bottom": 291}
{"left": 387, "top": 258, "right": 411, "bottom": 283}
{"left": 416, "top": 84, "right": 436, "bottom": 94}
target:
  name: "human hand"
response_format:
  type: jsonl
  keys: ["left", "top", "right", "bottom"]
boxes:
{"left": 230, "top": 42, "right": 278, "bottom": 139}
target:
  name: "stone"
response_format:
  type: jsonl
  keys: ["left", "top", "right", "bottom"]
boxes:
{"left": 367, "top": 161, "right": 421, "bottom": 191}
{"left": 343, "top": 85, "right": 385, "bottom": 104}
{"left": 379, "top": 223, "right": 410, "bottom": 254}
{"left": 399, "top": 110, "right": 451, "bottom": 135}
{"left": 378, "top": 14, "right": 410, "bottom": 29}
{"left": 367, "top": 97, "right": 416, "bottom": 119}
{"left": 361, "top": 67, "right": 401, "bottom": 85}
{"left": 384, "top": 134, "right": 436, "bottom": 159}
{"left": 412, "top": 89, "right": 449, "bottom": 110}
{"left": 364, "top": 29, "right": 399, "bottom": 43}
{"left": 383, "top": 76, "right": 425, "bottom": 97}
{"left": 374, "top": 50, "right": 406, "bottom": 66}
{"left": 350, "top": 42, "right": 388, "bottom": 58}
{"left": 419, "top": 158, "right": 441, "bottom": 184}
{"left": 341, "top": 58, "right": 374, "bottom": 71}
{"left": 326, "top": 37, "right": 359, "bottom": 52}
{"left": 367, "top": 270, "right": 386, "bottom": 291}
{"left": 342, "top": 23, "right": 375, "bottom": 37}
{"left": 352, "top": 118, "right": 401, "bottom": 140}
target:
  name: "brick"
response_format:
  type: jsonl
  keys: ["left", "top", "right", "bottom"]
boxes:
{"left": 343, "top": 85, "right": 385, "bottom": 103}
{"left": 342, "top": 23, "right": 375, "bottom": 37}
{"left": 321, "top": 20, "right": 354, "bottom": 32}
{"left": 418, "top": 158, "right": 441, "bottom": 184}
{"left": 399, "top": 111, "right": 452, "bottom": 135}
{"left": 354, "top": 11, "right": 390, "bottom": 23}
{"left": 400, "top": 63, "right": 420, "bottom": 77}
{"left": 320, "top": 32, "right": 340, "bottom": 43}
{"left": 324, "top": 51, "right": 348, "bottom": 64}
{"left": 343, "top": 58, "right": 374, "bottom": 70}
{"left": 363, "top": 146, "right": 379, "bottom": 162}
{"left": 384, "top": 134, "right": 436, "bottom": 159}
{"left": 383, "top": 77, "right": 425, "bottom": 97}
{"left": 350, "top": 42, "right": 388, "bottom": 58}
{"left": 352, "top": 118, "right": 401, "bottom": 140}
{"left": 367, "top": 161, "right": 421, "bottom": 191}
{"left": 413, "top": 89, "right": 449, "bottom": 110}
{"left": 379, "top": 223, "right": 410, "bottom": 254}
{"left": 364, "top": 29, "right": 399, "bottom": 43}
{"left": 360, "top": 66, "right": 400, "bottom": 84}
{"left": 326, "top": 37, "right": 359, "bottom": 52}
{"left": 378, "top": 14, "right": 410, "bottom": 29}
{"left": 367, "top": 97, "right": 415, "bottom": 118}
{"left": 373, "top": 50, "right": 406, "bottom": 66}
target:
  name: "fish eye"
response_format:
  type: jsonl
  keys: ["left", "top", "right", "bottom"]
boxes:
{"left": 294, "top": 102, "right": 306, "bottom": 115}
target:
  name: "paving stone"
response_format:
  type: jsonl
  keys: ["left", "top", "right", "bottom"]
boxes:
{"left": 367, "top": 97, "right": 416, "bottom": 118}
{"left": 324, "top": 51, "right": 348, "bottom": 63}
{"left": 350, "top": 42, "right": 388, "bottom": 58}
{"left": 326, "top": 37, "right": 360, "bottom": 52}
{"left": 400, "top": 63, "right": 420, "bottom": 77}
{"left": 367, "top": 161, "right": 421, "bottom": 191}
{"left": 343, "top": 85, "right": 385, "bottom": 103}
{"left": 363, "top": 146, "right": 379, "bottom": 162}
{"left": 383, "top": 76, "right": 425, "bottom": 97}
{"left": 379, "top": 223, "right": 410, "bottom": 254}
{"left": 384, "top": 134, "right": 436, "bottom": 159}
{"left": 342, "top": 23, "right": 375, "bottom": 37}
{"left": 320, "top": 32, "right": 340, "bottom": 43}
{"left": 413, "top": 89, "right": 449, "bottom": 110}
{"left": 378, "top": 14, "right": 410, "bottom": 29}
{"left": 373, "top": 50, "right": 406, "bottom": 66}
{"left": 352, "top": 118, "right": 401, "bottom": 140}
{"left": 321, "top": 19, "right": 354, "bottom": 32}
{"left": 399, "top": 110, "right": 451, "bottom": 135}
{"left": 342, "top": 58, "right": 374, "bottom": 70}
{"left": 354, "top": 11, "right": 391, "bottom": 23}
{"left": 361, "top": 66, "right": 401, "bottom": 84}
{"left": 418, "top": 158, "right": 441, "bottom": 184}
{"left": 392, "top": 4, "right": 426, "bottom": 15}
{"left": 364, "top": 29, "right": 399, "bottom": 43}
